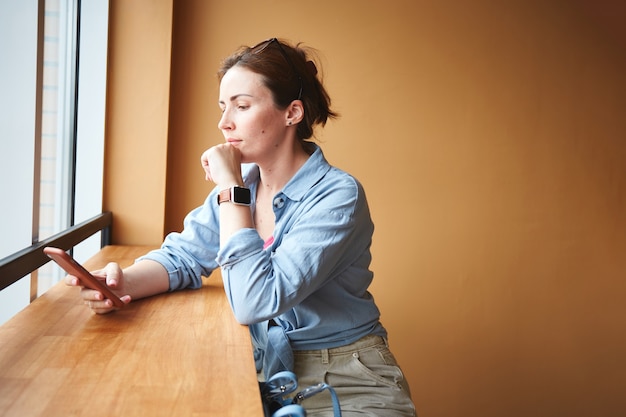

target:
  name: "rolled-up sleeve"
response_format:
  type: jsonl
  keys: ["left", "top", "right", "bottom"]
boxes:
{"left": 139, "top": 191, "right": 222, "bottom": 291}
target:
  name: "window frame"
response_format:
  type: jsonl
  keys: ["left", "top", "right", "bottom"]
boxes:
{"left": 0, "top": 0, "right": 109, "bottom": 325}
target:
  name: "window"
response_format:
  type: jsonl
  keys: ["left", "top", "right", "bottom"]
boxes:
{"left": 0, "top": 0, "right": 109, "bottom": 325}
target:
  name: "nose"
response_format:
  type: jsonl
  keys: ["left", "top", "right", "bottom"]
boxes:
{"left": 218, "top": 109, "right": 233, "bottom": 131}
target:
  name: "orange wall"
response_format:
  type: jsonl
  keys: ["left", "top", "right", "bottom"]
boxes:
{"left": 103, "top": 0, "right": 173, "bottom": 244}
{"left": 105, "top": 1, "right": 626, "bottom": 416}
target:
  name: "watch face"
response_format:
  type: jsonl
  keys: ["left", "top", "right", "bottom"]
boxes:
{"left": 233, "top": 186, "right": 251, "bottom": 204}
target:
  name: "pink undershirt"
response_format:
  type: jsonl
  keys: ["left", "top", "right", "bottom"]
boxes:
{"left": 263, "top": 235, "right": 274, "bottom": 250}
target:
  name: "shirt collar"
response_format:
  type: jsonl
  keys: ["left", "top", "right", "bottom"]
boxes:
{"left": 242, "top": 143, "right": 331, "bottom": 203}
{"left": 281, "top": 143, "right": 331, "bottom": 202}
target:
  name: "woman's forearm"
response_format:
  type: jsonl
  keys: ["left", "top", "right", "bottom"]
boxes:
{"left": 123, "top": 259, "right": 171, "bottom": 300}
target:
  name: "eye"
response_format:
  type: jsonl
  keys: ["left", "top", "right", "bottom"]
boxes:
{"left": 237, "top": 104, "right": 249, "bottom": 110}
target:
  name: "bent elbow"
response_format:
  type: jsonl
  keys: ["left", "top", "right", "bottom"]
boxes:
{"left": 229, "top": 299, "right": 263, "bottom": 325}
{"left": 232, "top": 310, "right": 257, "bottom": 325}
{"left": 230, "top": 297, "right": 279, "bottom": 326}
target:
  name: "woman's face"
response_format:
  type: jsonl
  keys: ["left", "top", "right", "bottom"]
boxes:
{"left": 218, "top": 66, "right": 288, "bottom": 164}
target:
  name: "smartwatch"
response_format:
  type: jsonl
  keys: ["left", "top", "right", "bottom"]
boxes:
{"left": 217, "top": 186, "right": 251, "bottom": 206}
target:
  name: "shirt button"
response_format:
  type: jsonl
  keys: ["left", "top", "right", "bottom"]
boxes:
{"left": 273, "top": 197, "right": 285, "bottom": 208}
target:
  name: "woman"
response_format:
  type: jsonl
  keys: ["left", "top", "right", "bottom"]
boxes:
{"left": 67, "top": 38, "right": 416, "bottom": 416}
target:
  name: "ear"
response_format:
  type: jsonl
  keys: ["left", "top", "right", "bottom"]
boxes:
{"left": 285, "top": 100, "right": 304, "bottom": 126}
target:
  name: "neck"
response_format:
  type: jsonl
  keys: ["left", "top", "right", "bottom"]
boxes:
{"left": 257, "top": 142, "right": 311, "bottom": 194}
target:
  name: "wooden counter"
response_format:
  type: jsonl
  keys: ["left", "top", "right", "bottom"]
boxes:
{"left": 0, "top": 245, "right": 263, "bottom": 417}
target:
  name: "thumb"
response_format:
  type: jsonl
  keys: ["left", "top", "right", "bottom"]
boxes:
{"left": 103, "top": 262, "right": 122, "bottom": 287}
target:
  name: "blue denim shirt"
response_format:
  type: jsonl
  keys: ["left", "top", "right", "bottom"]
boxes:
{"left": 140, "top": 145, "right": 386, "bottom": 364}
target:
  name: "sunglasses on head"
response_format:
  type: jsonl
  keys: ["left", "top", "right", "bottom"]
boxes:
{"left": 251, "top": 38, "right": 303, "bottom": 101}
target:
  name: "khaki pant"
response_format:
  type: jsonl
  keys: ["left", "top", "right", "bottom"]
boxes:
{"left": 292, "top": 335, "right": 417, "bottom": 416}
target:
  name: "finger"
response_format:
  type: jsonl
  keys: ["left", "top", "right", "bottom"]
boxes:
{"left": 86, "top": 294, "right": 131, "bottom": 314}
{"left": 201, "top": 159, "right": 213, "bottom": 182}
{"left": 64, "top": 274, "right": 80, "bottom": 287}
{"left": 80, "top": 288, "right": 104, "bottom": 302}
{"left": 99, "top": 294, "right": 132, "bottom": 310}
{"left": 86, "top": 299, "right": 114, "bottom": 314}
{"left": 100, "top": 262, "right": 121, "bottom": 287}
{"left": 200, "top": 150, "right": 210, "bottom": 165}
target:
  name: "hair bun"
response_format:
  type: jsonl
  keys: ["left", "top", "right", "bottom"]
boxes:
{"left": 306, "top": 60, "right": 318, "bottom": 76}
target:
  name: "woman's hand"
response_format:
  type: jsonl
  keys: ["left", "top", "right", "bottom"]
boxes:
{"left": 64, "top": 262, "right": 132, "bottom": 314}
{"left": 200, "top": 143, "right": 244, "bottom": 187}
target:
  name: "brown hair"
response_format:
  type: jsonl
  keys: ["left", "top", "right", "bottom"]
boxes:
{"left": 218, "top": 38, "right": 338, "bottom": 141}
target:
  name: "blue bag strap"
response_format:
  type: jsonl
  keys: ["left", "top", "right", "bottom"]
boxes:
{"left": 261, "top": 371, "right": 299, "bottom": 402}
{"left": 271, "top": 404, "right": 306, "bottom": 417}
{"left": 262, "top": 371, "right": 342, "bottom": 417}
{"left": 293, "top": 383, "right": 342, "bottom": 417}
